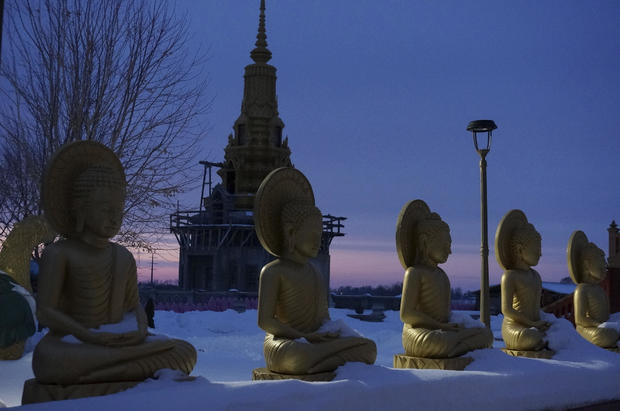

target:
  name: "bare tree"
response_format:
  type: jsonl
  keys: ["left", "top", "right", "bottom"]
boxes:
{"left": 0, "top": 0, "right": 208, "bottom": 249}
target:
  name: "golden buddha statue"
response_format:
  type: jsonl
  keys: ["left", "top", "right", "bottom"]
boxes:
{"left": 0, "top": 215, "right": 54, "bottom": 360}
{"left": 568, "top": 230, "right": 619, "bottom": 350}
{"left": 496, "top": 209, "right": 552, "bottom": 358}
{"left": 394, "top": 200, "right": 492, "bottom": 369}
{"left": 24, "top": 141, "right": 196, "bottom": 403}
{"left": 253, "top": 168, "right": 376, "bottom": 380}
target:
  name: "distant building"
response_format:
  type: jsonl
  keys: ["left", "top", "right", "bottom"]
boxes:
{"left": 604, "top": 220, "right": 620, "bottom": 313}
{"left": 170, "top": 1, "right": 345, "bottom": 292}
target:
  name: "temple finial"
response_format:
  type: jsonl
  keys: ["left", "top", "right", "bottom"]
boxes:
{"left": 250, "top": 0, "right": 272, "bottom": 64}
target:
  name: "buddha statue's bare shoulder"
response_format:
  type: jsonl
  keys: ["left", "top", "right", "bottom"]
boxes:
{"left": 111, "top": 242, "right": 136, "bottom": 267}
{"left": 260, "top": 258, "right": 288, "bottom": 276}
{"left": 502, "top": 269, "right": 521, "bottom": 280}
{"left": 404, "top": 265, "right": 434, "bottom": 278}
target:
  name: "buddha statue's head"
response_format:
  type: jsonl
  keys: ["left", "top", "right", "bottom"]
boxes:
{"left": 281, "top": 201, "right": 322, "bottom": 262}
{"left": 71, "top": 165, "right": 126, "bottom": 240}
{"left": 510, "top": 223, "right": 541, "bottom": 268}
{"left": 414, "top": 213, "right": 451, "bottom": 266}
{"left": 581, "top": 242, "right": 607, "bottom": 283}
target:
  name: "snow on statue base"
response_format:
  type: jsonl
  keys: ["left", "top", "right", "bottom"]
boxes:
{"left": 501, "top": 348, "right": 554, "bottom": 359}
{"left": 252, "top": 367, "right": 335, "bottom": 382}
{"left": 393, "top": 354, "right": 473, "bottom": 370}
{"left": 21, "top": 378, "right": 141, "bottom": 404}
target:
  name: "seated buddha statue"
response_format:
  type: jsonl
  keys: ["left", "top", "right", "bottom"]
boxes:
{"left": 396, "top": 200, "right": 492, "bottom": 364}
{"left": 30, "top": 141, "right": 196, "bottom": 393}
{"left": 496, "top": 210, "right": 551, "bottom": 356}
{"left": 568, "top": 230, "right": 619, "bottom": 349}
{"left": 0, "top": 215, "right": 54, "bottom": 360}
{"left": 254, "top": 168, "right": 376, "bottom": 377}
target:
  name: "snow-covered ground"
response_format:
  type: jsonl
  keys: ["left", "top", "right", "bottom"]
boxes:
{"left": 1, "top": 309, "right": 620, "bottom": 410}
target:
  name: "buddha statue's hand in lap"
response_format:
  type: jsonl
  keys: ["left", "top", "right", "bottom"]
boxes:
{"left": 496, "top": 210, "right": 550, "bottom": 352}
{"left": 396, "top": 200, "right": 492, "bottom": 359}
{"left": 255, "top": 168, "right": 376, "bottom": 375}
{"left": 568, "top": 231, "right": 619, "bottom": 348}
{"left": 33, "top": 141, "right": 196, "bottom": 385}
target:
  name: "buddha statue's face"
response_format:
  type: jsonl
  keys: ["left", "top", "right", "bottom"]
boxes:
{"left": 583, "top": 245, "right": 606, "bottom": 283}
{"left": 80, "top": 186, "right": 124, "bottom": 240}
{"left": 519, "top": 234, "right": 541, "bottom": 267}
{"left": 426, "top": 228, "right": 452, "bottom": 265}
{"left": 292, "top": 213, "right": 322, "bottom": 259}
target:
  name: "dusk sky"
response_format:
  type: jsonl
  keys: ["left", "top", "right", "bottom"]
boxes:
{"left": 139, "top": 1, "right": 620, "bottom": 291}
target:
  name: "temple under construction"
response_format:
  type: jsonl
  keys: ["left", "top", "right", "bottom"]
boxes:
{"left": 170, "top": 1, "right": 345, "bottom": 292}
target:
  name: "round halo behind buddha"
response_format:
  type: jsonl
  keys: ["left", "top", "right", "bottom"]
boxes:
{"left": 495, "top": 209, "right": 530, "bottom": 270}
{"left": 254, "top": 167, "right": 315, "bottom": 257}
{"left": 395, "top": 199, "right": 432, "bottom": 269}
{"left": 567, "top": 230, "right": 590, "bottom": 284}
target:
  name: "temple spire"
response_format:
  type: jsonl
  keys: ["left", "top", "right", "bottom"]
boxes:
{"left": 250, "top": 0, "right": 272, "bottom": 64}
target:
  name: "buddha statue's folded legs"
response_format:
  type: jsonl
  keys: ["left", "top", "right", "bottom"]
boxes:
{"left": 402, "top": 325, "right": 492, "bottom": 358}
{"left": 264, "top": 334, "right": 376, "bottom": 375}
{"left": 33, "top": 334, "right": 196, "bottom": 385}
{"left": 501, "top": 319, "right": 546, "bottom": 351}
{"left": 576, "top": 326, "right": 619, "bottom": 349}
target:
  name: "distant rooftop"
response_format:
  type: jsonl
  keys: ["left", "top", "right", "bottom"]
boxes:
{"left": 475, "top": 281, "right": 576, "bottom": 296}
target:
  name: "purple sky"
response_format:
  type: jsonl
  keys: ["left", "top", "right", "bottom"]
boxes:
{"left": 139, "top": 0, "right": 620, "bottom": 291}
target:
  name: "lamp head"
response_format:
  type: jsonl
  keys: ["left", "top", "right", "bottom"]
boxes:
{"left": 467, "top": 119, "right": 497, "bottom": 154}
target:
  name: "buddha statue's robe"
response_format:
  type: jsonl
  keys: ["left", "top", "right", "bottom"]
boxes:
{"left": 501, "top": 269, "right": 547, "bottom": 351}
{"left": 401, "top": 267, "right": 492, "bottom": 358}
{"left": 260, "top": 260, "right": 376, "bottom": 375}
{"left": 33, "top": 240, "right": 196, "bottom": 384}
{"left": 574, "top": 284, "right": 619, "bottom": 348}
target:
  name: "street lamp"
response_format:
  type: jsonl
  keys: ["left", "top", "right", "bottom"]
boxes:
{"left": 467, "top": 119, "right": 497, "bottom": 328}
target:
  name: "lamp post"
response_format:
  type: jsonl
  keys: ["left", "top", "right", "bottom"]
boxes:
{"left": 467, "top": 119, "right": 497, "bottom": 328}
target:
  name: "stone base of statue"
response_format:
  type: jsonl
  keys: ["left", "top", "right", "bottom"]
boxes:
{"left": 605, "top": 347, "right": 620, "bottom": 354}
{"left": 393, "top": 354, "right": 473, "bottom": 370}
{"left": 501, "top": 348, "right": 554, "bottom": 359}
{"left": 21, "top": 378, "right": 141, "bottom": 404}
{"left": 251, "top": 367, "right": 335, "bottom": 382}
{"left": 0, "top": 341, "right": 25, "bottom": 361}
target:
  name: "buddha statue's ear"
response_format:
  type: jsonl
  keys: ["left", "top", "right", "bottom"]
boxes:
{"left": 582, "top": 258, "right": 593, "bottom": 282}
{"left": 75, "top": 211, "right": 85, "bottom": 234}
{"left": 283, "top": 223, "right": 296, "bottom": 254}
{"left": 514, "top": 242, "right": 523, "bottom": 261}
{"left": 582, "top": 254, "right": 602, "bottom": 283}
{"left": 418, "top": 232, "right": 428, "bottom": 256}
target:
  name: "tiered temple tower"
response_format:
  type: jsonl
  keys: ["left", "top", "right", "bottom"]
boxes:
{"left": 170, "top": 1, "right": 345, "bottom": 292}
{"left": 218, "top": 0, "right": 292, "bottom": 210}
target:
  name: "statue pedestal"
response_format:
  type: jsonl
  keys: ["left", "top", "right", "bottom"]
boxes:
{"left": 251, "top": 367, "right": 335, "bottom": 382}
{"left": 0, "top": 341, "right": 25, "bottom": 360}
{"left": 393, "top": 354, "right": 472, "bottom": 370}
{"left": 501, "top": 348, "right": 554, "bottom": 359}
{"left": 21, "top": 378, "right": 141, "bottom": 404}
{"left": 606, "top": 347, "right": 620, "bottom": 353}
